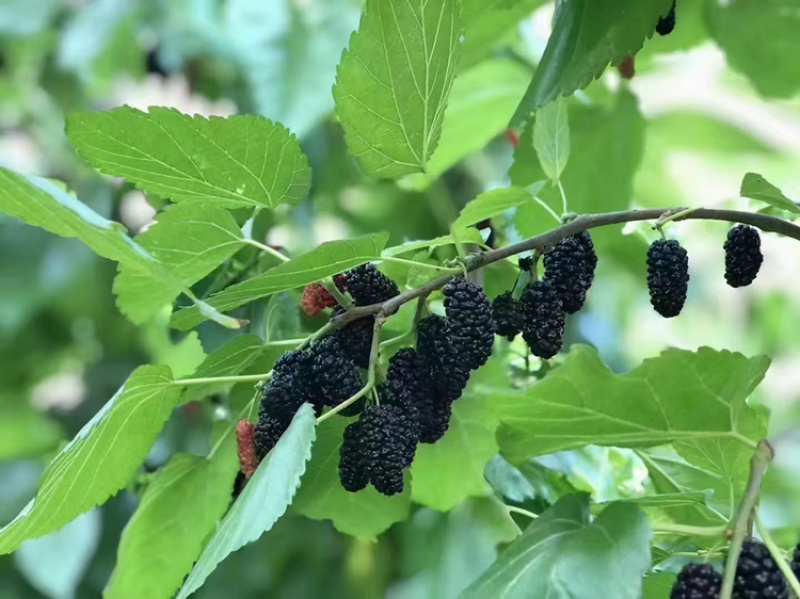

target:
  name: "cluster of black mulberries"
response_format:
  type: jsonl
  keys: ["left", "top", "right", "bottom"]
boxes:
{"left": 488, "top": 231, "right": 596, "bottom": 360}
{"left": 647, "top": 239, "right": 690, "bottom": 318}
{"left": 670, "top": 539, "right": 798, "bottom": 599}
{"left": 656, "top": 0, "right": 676, "bottom": 36}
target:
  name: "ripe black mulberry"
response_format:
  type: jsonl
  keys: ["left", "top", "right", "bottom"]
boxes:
{"left": 254, "top": 414, "right": 287, "bottom": 460}
{"left": 519, "top": 280, "right": 565, "bottom": 359}
{"left": 543, "top": 234, "right": 594, "bottom": 314}
{"left": 656, "top": 0, "right": 676, "bottom": 35}
{"left": 417, "top": 315, "right": 470, "bottom": 403}
{"left": 442, "top": 278, "right": 495, "bottom": 370}
{"left": 332, "top": 306, "right": 374, "bottom": 368}
{"left": 734, "top": 540, "right": 788, "bottom": 599}
{"left": 307, "top": 336, "right": 365, "bottom": 416}
{"left": 646, "top": 239, "right": 689, "bottom": 318}
{"left": 492, "top": 292, "right": 523, "bottom": 341}
{"left": 724, "top": 224, "right": 763, "bottom": 288}
{"left": 338, "top": 420, "right": 368, "bottom": 492}
{"left": 670, "top": 563, "right": 721, "bottom": 599}
{"left": 360, "top": 404, "right": 416, "bottom": 496}
{"left": 259, "top": 348, "right": 317, "bottom": 420}
{"left": 341, "top": 263, "right": 399, "bottom": 306}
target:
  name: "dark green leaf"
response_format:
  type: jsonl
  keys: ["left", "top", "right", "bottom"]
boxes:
{"left": 334, "top": 0, "right": 461, "bottom": 178}
{"left": 453, "top": 187, "right": 533, "bottom": 234}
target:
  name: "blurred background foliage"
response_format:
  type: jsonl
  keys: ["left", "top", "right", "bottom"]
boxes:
{"left": 1, "top": 0, "right": 800, "bottom": 597}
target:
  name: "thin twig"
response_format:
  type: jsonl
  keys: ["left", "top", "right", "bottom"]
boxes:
{"left": 755, "top": 514, "right": 800, "bottom": 598}
{"left": 242, "top": 238, "right": 290, "bottom": 263}
{"left": 651, "top": 523, "right": 728, "bottom": 537}
{"left": 720, "top": 439, "right": 775, "bottom": 599}
{"left": 175, "top": 372, "right": 273, "bottom": 386}
{"left": 505, "top": 505, "right": 539, "bottom": 520}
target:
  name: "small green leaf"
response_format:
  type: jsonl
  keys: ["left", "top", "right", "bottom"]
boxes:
{"left": 533, "top": 98, "right": 570, "bottom": 181}
{"left": 453, "top": 187, "right": 533, "bottom": 234}
{"left": 461, "top": 495, "right": 651, "bottom": 599}
{"left": 740, "top": 172, "right": 800, "bottom": 214}
{"left": 105, "top": 443, "right": 239, "bottom": 599}
{"left": 170, "top": 233, "right": 389, "bottom": 330}
{"left": 292, "top": 418, "right": 410, "bottom": 539}
{"left": 411, "top": 391, "right": 499, "bottom": 512}
{"left": 114, "top": 203, "right": 245, "bottom": 323}
{"left": 495, "top": 345, "right": 768, "bottom": 464}
{"left": 0, "top": 366, "right": 181, "bottom": 554}
{"left": 67, "top": 107, "right": 311, "bottom": 209}
{"left": 510, "top": 0, "right": 672, "bottom": 122}
{"left": 176, "top": 404, "right": 316, "bottom": 598}
{"left": 333, "top": 0, "right": 462, "bottom": 178}
{"left": 706, "top": 0, "right": 800, "bottom": 99}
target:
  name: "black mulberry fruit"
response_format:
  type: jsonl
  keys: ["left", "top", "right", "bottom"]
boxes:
{"left": 574, "top": 230, "right": 598, "bottom": 277}
{"left": 338, "top": 420, "right": 368, "bottom": 492}
{"left": 307, "top": 336, "right": 365, "bottom": 416}
{"left": 442, "top": 278, "right": 495, "bottom": 370}
{"left": 418, "top": 398, "right": 452, "bottom": 444}
{"left": 360, "top": 404, "right": 416, "bottom": 496}
{"left": 332, "top": 306, "right": 374, "bottom": 368}
{"left": 492, "top": 292, "right": 523, "bottom": 341}
{"left": 518, "top": 256, "right": 533, "bottom": 272}
{"left": 417, "top": 315, "right": 470, "bottom": 403}
{"left": 670, "top": 563, "right": 721, "bottom": 599}
{"left": 543, "top": 235, "right": 594, "bottom": 314}
{"left": 646, "top": 239, "right": 689, "bottom": 318}
{"left": 341, "top": 263, "right": 399, "bottom": 306}
{"left": 734, "top": 540, "right": 788, "bottom": 599}
{"left": 254, "top": 414, "right": 287, "bottom": 460}
{"left": 656, "top": 0, "right": 676, "bottom": 35}
{"left": 519, "top": 280, "right": 565, "bottom": 359}
{"left": 259, "top": 348, "right": 318, "bottom": 419}
{"left": 724, "top": 224, "right": 763, "bottom": 288}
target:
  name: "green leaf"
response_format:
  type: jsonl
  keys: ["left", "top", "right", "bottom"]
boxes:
{"left": 292, "top": 418, "right": 410, "bottom": 539}
{"left": 381, "top": 229, "right": 484, "bottom": 257}
{"left": 66, "top": 107, "right": 311, "bottom": 210}
{"left": 706, "top": 0, "right": 800, "bottom": 99}
{"left": 0, "top": 407, "right": 61, "bottom": 460}
{"left": 510, "top": 0, "right": 672, "bottom": 123}
{"left": 333, "top": 0, "right": 462, "bottom": 178}
{"left": 453, "top": 187, "right": 533, "bottom": 234}
{"left": 495, "top": 345, "right": 768, "bottom": 464}
{"left": 170, "top": 233, "right": 389, "bottom": 330}
{"left": 263, "top": 293, "right": 302, "bottom": 342}
{"left": 740, "top": 172, "right": 800, "bottom": 215}
{"left": 114, "top": 203, "right": 244, "bottom": 323}
{"left": 461, "top": 495, "right": 652, "bottom": 599}
{"left": 0, "top": 167, "right": 241, "bottom": 329}
{"left": 411, "top": 391, "right": 500, "bottom": 512}
{"left": 642, "top": 572, "right": 676, "bottom": 598}
{"left": 0, "top": 365, "right": 181, "bottom": 554}
{"left": 533, "top": 98, "right": 569, "bottom": 181}
{"left": 460, "top": 0, "right": 548, "bottom": 68}
{"left": 410, "top": 59, "right": 530, "bottom": 186}
{"left": 176, "top": 404, "right": 316, "bottom": 598}
{"left": 105, "top": 443, "right": 239, "bottom": 599}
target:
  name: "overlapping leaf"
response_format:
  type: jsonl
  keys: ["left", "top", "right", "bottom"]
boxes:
{"left": 334, "top": 0, "right": 462, "bottom": 178}
{"left": 170, "top": 233, "right": 389, "bottom": 330}
{"left": 0, "top": 366, "right": 181, "bottom": 554}
{"left": 740, "top": 172, "right": 800, "bottom": 215}
{"left": 67, "top": 107, "right": 311, "bottom": 209}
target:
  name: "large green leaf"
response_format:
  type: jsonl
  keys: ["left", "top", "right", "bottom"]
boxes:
{"left": 533, "top": 98, "right": 569, "bottom": 182}
{"left": 105, "top": 442, "right": 239, "bottom": 599}
{"left": 333, "top": 0, "right": 462, "bottom": 178}
{"left": 495, "top": 345, "right": 768, "bottom": 464}
{"left": 292, "top": 418, "right": 410, "bottom": 539}
{"left": 510, "top": 0, "right": 672, "bottom": 123}
{"left": 0, "top": 366, "right": 181, "bottom": 554}
{"left": 410, "top": 59, "right": 530, "bottom": 186}
{"left": 67, "top": 107, "right": 311, "bottom": 209}
{"left": 170, "top": 233, "right": 389, "bottom": 330}
{"left": 114, "top": 203, "right": 244, "bottom": 323}
{"left": 706, "top": 0, "right": 800, "bottom": 99}
{"left": 461, "top": 495, "right": 651, "bottom": 599}
{"left": 740, "top": 172, "right": 800, "bottom": 215}
{"left": 176, "top": 403, "right": 316, "bottom": 598}
{"left": 0, "top": 167, "right": 241, "bottom": 329}
{"left": 411, "top": 391, "right": 500, "bottom": 512}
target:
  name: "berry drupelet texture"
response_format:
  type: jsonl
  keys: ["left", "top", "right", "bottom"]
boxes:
{"left": 307, "top": 336, "right": 365, "bottom": 416}
{"left": 492, "top": 292, "right": 523, "bottom": 341}
{"left": 670, "top": 563, "right": 721, "bottom": 599}
{"left": 254, "top": 415, "right": 288, "bottom": 460}
{"left": 300, "top": 282, "right": 338, "bottom": 316}
{"left": 341, "top": 263, "right": 400, "bottom": 306}
{"left": 646, "top": 239, "right": 689, "bottom": 318}
{"left": 724, "top": 224, "right": 763, "bottom": 288}
{"left": 656, "top": 0, "right": 676, "bottom": 35}
{"left": 381, "top": 349, "right": 429, "bottom": 428}
{"left": 361, "top": 404, "right": 416, "bottom": 496}
{"left": 416, "top": 315, "right": 471, "bottom": 404}
{"left": 574, "top": 230, "right": 598, "bottom": 277}
{"left": 734, "top": 540, "right": 788, "bottom": 599}
{"left": 519, "top": 280, "right": 565, "bottom": 359}
{"left": 443, "top": 278, "right": 496, "bottom": 370}
{"left": 338, "top": 420, "right": 368, "bottom": 492}
{"left": 543, "top": 235, "right": 594, "bottom": 314}
{"left": 332, "top": 306, "right": 374, "bottom": 368}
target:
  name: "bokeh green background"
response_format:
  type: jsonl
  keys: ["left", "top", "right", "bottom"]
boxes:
{"left": 2, "top": 0, "right": 800, "bottom": 597}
